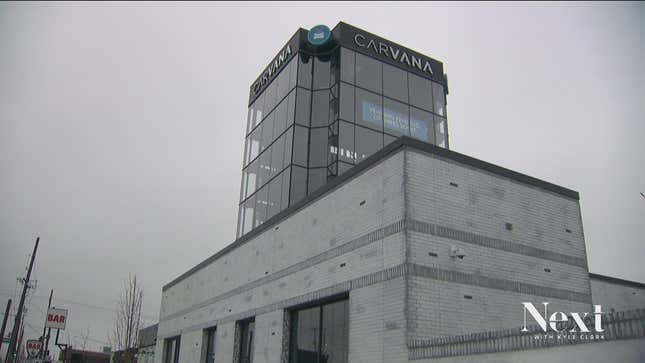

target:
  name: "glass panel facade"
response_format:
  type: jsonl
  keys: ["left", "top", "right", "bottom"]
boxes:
{"left": 355, "top": 53, "right": 382, "bottom": 93}
{"left": 410, "top": 107, "right": 434, "bottom": 143}
{"left": 355, "top": 88, "right": 382, "bottom": 131}
{"left": 383, "top": 97, "right": 410, "bottom": 137}
{"left": 289, "top": 298, "right": 348, "bottom": 363}
{"left": 238, "top": 45, "right": 447, "bottom": 237}
{"left": 355, "top": 125, "right": 383, "bottom": 163}
{"left": 309, "top": 127, "right": 328, "bottom": 168}
{"left": 383, "top": 63, "right": 408, "bottom": 103}
{"left": 311, "top": 90, "right": 330, "bottom": 127}
{"left": 408, "top": 73, "right": 433, "bottom": 111}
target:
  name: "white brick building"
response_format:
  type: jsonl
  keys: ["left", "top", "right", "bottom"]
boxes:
{"left": 152, "top": 138, "right": 645, "bottom": 363}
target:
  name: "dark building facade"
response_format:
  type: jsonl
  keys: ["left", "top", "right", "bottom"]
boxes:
{"left": 237, "top": 22, "right": 449, "bottom": 237}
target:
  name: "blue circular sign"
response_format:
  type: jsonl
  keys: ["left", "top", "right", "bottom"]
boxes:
{"left": 308, "top": 25, "right": 331, "bottom": 46}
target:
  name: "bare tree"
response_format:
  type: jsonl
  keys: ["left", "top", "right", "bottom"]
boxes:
{"left": 110, "top": 275, "right": 144, "bottom": 362}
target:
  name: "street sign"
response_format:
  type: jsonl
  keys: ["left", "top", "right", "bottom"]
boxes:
{"left": 45, "top": 308, "right": 68, "bottom": 330}
{"left": 26, "top": 339, "right": 42, "bottom": 358}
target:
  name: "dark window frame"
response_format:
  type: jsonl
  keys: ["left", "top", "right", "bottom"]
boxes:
{"left": 288, "top": 293, "right": 349, "bottom": 363}
{"left": 237, "top": 318, "right": 255, "bottom": 363}
{"left": 163, "top": 335, "right": 181, "bottom": 363}
{"left": 203, "top": 326, "right": 217, "bottom": 363}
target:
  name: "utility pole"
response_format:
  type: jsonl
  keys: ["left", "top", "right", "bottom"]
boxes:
{"left": 5, "top": 237, "right": 40, "bottom": 363}
{"left": 41, "top": 289, "right": 53, "bottom": 360}
{"left": 0, "top": 299, "right": 12, "bottom": 354}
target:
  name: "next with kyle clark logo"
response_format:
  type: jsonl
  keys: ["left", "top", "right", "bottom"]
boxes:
{"left": 521, "top": 302, "right": 606, "bottom": 341}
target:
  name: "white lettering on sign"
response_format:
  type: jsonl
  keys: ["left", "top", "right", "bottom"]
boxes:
{"left": 251, "top": 45, "right": 293, "bottom": 97}
{"left": 44, "top": 308, "right": 68, "bottom": 330}
{"left": 521, "top": 302, "right": 604, "bottom": 333}
{"left": 353, "top": 33, "right": 434, "bottom": 76}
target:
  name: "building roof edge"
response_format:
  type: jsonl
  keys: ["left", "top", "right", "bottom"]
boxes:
{"left": 162, "top": 137, "right": 580, "bottom": 291}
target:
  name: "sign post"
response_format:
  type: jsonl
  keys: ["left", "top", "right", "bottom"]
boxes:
{"left": 46, "top": 307, "right": 69, "bottom": 363}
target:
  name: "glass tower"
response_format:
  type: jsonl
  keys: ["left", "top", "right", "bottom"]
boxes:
{"left": 237, "top": 23, "right": 448, "bottom": 238}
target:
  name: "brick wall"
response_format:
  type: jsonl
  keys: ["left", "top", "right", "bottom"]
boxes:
{"left": 405, "top": 149, "right": 592, "bottom": 339}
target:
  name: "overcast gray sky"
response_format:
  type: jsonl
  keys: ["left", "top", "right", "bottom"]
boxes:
{"left": 1, "top": 1, "right": 644, "bottom": 351}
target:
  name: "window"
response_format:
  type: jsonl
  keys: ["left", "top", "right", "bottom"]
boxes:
{"left": 238, "top": 320, "right": 255, "bottom": 363}
{"left": 292, "top": 125, "right": 309, "bottom": 167}
{"left": 408, "top": 73, "right": 433, "bottom": 111}
{"left": 355, "top": 125, "right": 382, "bottom": 163}
{"left": 242, "top": 195, "right": 255, "bottom": 235}
{"left": 276, "top": 59, "right": 294, "bottom": 102}
{"left": 289, "top": 298, "right": 348, "bottom": 363}
{"left": 204, "top": 327, "right": 216, "bottom": 363}
{"left": 383, "top": 63, "right": 408, "bottom": 102}
{"left": 270, "top": 133, "right": 285, "bottom": 175}
{"left": 340, "top": 48, "right": 355, "bottom": 83}
{"left": 283, "top": 127, "right": 293, "bottom": 170}
{"left": 295, "top": 89, "right": 311, "bottom": 127}
{"left": 281, "top": 167, "right": 291, "bottom": 211}
{"left": 257, "top": 150, "right": 271, "bottom": 188}
{"left": 432, "top": 81, "right": 445, "bottom": 116}
{"left": 339, "top": 83, "right": 354, "bottom": 123}
{"left": 163, "top": 336, "right": 180, "bottom": 363}
{"left": 355, "top": 53, "right": 382, "bottom": 93}
{"left": 309, "top": 127, "right": 328, "bottom": 168}
{"left": 267, "top": 174, "right": 283, "bottom": 220}
{"left": 383, "top": 97, "right": 410, "bottom": 137}
{"left": 355, "top": 88, "right": 382, "bottom": 131}
{"left": 290, "top": 166, "right": 307, "bottom": 205}
{"left": 298, "top": 55, "right": 313, "bottom": 89}
{"left": 410, "top": 107, "right": 434, "bottom": 143}
{"left": 264, "top": 80, "right": 278, "bottom": 116}
{"left": 434, "top": 116, "right": 447, "bottom": 147}
{"left": 311, "top": 90, "right": 330, "bottom": 127}
{"left": 308, "top": 168, "right": 326, "bottom": 194}
{"left": 313, "top": 56, "right": 331, "bottom": 90}
{"left": 338, "top": 161, "right": 353, "bottom": 176}
{"left": 247, "top": 127, "right": 261, "bottom": 165}
{"left": 273, "top": 99, "right": 288, "bottom": 138}
{"left": 254, "top": 186, "right": 268, "bottom": 228}
{"left": 260, "top": 112, "right": 274, "bottom": 153}
{"left": 338, "top": 121, "right": 355, "bottom": 164}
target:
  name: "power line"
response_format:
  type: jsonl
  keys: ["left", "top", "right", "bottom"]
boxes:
{"left": 0, "top": 292, "right": 157, "bottom": 319}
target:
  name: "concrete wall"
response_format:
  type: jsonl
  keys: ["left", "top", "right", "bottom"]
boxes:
{"left": 590, "top": 275, "right": 645, "bottom": 311}
{"left": 405, "top": 149, "right": 591, "bottom": 339}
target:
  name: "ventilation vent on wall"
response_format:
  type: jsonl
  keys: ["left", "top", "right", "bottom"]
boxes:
{"left": 428, "top": 252, "right": 438, "bottom": 257}
{"left": 464, "top": 295, "right": 473, "bottom": 299}
{"left": 449, "top": 182, "right": 458, "bottom": 187}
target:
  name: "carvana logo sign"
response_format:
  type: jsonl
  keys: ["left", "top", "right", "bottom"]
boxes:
{"left": 308, "top": 25, "right": 331, "bottom": 46}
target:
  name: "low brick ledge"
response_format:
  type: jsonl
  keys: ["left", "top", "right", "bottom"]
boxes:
{"left": 408, "top": 308, "right": 645, "bottom": 359}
